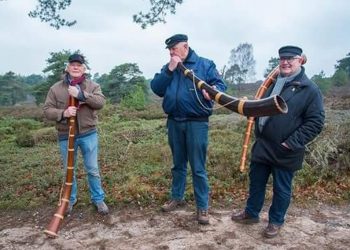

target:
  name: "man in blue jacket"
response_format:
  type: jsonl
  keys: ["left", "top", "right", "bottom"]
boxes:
{"left": 231, "top": 45, "right": 325, "bottom": 237}
{"left": 151, "top": 34, "right": 226, "bottom": 224}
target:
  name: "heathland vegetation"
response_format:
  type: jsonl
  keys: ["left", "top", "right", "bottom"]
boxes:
{"left": 0, "top": 91, "right": 349, "bottom": 211}
{"left": 0, "top": 50, "right": 349, "bottom": 211}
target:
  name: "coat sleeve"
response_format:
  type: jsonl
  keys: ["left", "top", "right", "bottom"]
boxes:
{"left": 285, "top": 87, "right": 325, "bottom": 150}
{"left": 150, "top": 65, "right": 174, "bottom": 97}
{"left": 206, "top": 61, "right": 227, "bottom": 92}
{"left": 42, "top": 87, "right": 65, "bottom": 122}
{"left": 82, "top": 82, "right": 106, "bottom": 110}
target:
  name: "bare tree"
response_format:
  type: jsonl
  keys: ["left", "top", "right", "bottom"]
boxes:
{"left": 224, "top": 64, "right": 246, "bottom": 85}
{"left": 227, "top": 43, "right": 256, "bottom": 83}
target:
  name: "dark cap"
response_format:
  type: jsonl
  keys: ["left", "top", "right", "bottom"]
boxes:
{"left": 165, "top": 34, "right": 188, "bottom": 49}
{"left": 278, "top": 46, "right": 303, "bottom": 57}
{"left": 68, "top": 54, "right": 85, "bottom": 64}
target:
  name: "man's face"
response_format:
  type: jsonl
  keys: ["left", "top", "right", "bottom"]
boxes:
{"left": 67, "top": 62, "right": 85, "bottom": 78}
{"left": 279, "top": 56, "right": 303, "bottom": 76}
{"left": 169, "top": 42, "right": 188, "bottom": 60}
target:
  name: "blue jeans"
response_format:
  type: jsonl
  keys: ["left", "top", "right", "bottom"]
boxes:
{"left": 167, "top": 119, "right": 209, "bottom": 210}
{"left": 245, "top": 162, "right": 295, "bottom": 225}
{"left": 59, "top": 131, "right": 105, "bottom": 204}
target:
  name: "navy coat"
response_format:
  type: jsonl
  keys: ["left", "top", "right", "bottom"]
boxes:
{"left": 151, "top": 49, "right": 226, "bottom": 120}
{"left": 251, "top": 67, "right": 325, "bottom": 171}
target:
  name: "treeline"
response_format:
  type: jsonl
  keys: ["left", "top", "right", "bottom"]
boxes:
{"left": 0, "top": 72, "right": 45, "bottom": 106}
{"left": 1, "top": 48, "right": 349, "bottom": 107}
{"left": 0, "top": 50, "right": 149, "bottom": 110}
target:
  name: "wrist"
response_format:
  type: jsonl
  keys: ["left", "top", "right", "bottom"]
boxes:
{"left": 165, "top": 67, "right": 174, "bottom": 75}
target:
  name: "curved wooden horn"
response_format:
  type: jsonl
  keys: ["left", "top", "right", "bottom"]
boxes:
{"left": 178, "top": 62, "right": 288, "bottom": 117}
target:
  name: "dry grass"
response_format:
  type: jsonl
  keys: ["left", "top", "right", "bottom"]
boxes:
{"left": 0, "top": 103, "right": 349, "bottom": 210}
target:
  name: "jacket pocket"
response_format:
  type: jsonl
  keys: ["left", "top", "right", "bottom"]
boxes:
{"left": 251, "top": 138, "right": 304, "bottom": 170}
{"left": 272, "top": 142, "right": 304, "bottom": 170}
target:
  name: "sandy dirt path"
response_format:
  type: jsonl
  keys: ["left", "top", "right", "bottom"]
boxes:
{"left": 1, "top": 203, "right": 349, "bottom": 249}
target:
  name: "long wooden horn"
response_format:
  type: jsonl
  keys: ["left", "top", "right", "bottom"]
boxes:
{"left": 44, "top": 96, "right": 77, "bottom": 238}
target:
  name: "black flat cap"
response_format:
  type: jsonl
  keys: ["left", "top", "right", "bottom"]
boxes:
{"left": 165, "top": 34, "right": 188, "bottom": 49}
{"left": 68, "top": 54, "right": 85, "bottom": 64}
{"left": 279, "top": 46, "right": 303, "bottom": 57}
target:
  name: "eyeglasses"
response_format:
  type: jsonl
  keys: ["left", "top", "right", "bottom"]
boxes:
{"left": 279, "top": 56, "right": 300, "bottom": 63}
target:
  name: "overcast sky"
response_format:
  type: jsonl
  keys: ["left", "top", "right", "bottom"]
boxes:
{"left": 0, "top": 0, "right": 349, "bottom": 80}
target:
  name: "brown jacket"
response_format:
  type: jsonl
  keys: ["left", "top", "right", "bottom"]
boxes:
{"left": 43, "top": 78, "right": 105, "bottom": 137}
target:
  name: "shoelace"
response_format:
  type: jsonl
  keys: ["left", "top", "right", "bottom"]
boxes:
{"left": 199, "top": 210, "right": 208, "bottom": 216}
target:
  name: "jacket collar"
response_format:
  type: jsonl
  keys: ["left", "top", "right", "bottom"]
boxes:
{"left": 183, "top": 48, "right": 198, "bottom": 64}
{"left": 264, "top": 66, "right": 309, "bottom": 101}
{"left": 280, "top": 66, "right": 312, "bottom": 102}
{"left": 285, "top": 66, "right": 309, "bottom": 87}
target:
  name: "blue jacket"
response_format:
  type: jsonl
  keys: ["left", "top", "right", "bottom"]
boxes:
{"left": 251, "top": 67, "right": 325, "bottom": 171}
{"left": 151, "top": 49, "right": 227, "bottom": 120}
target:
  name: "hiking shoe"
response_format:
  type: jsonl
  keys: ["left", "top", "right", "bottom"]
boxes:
{"left": 94, "top": 201, "right": 109, "bottom": 215}
{"left": 263, "top": 223, "right": 281, "bottom": 238}
{"left": 65, "top": 200, "right": 77, "bottom": 215}
{"left": 231, "top": 210, "right": 259, "bottom": 224}
{"left": 197, "top": 209, "right": 209, "bottom": 225}
{"left": 161, "top": 200, "right": 186, "bottom": 212}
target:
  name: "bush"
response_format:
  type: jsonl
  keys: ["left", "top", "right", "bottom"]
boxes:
{"left": 305, "top": 120, "right": 350, "bottom": 171}
{"left": 15, "top": 129, "right": 35, "bottom": 147}
{"left": 0, "top": 117, "right": 42, "bottom": 132}
{"left": 98, "top": 101, "right": 118, "bottom": 122}
{"left": 118, "top": 103, "right": 165, "bottom": 120}
{"left": 33, "top": 127, "right": 57, "bottom": 144}
{"left": 332, "top": 69, "right": 350, "bottom": 87}
{"left": 120, "top": 85, "right": 147, "bottom": 110}
{"left": 0, "top": 105, "right": 43, "bottom": 121}
{"left": 0, "top": 126, "right": 14, "bottom": 141}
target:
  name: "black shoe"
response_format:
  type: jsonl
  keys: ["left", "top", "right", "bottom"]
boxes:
{"left": 231, "top": 210, "right": 259, "bottom": 224}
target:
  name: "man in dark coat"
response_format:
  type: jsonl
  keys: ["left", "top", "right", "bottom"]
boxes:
{"left": 231, "top": 45, "right": 325, "bottom": 238}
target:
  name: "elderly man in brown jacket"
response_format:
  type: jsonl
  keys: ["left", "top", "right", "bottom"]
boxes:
{"left": 43, "top": 53, "right": 109, "bottom": 215}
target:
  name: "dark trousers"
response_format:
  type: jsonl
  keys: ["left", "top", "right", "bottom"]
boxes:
{"left": 245, "top": 162, "right": 295, "bottom": 225}
{"left": 167, "top": 119, "right": 209, "bottom": 210}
